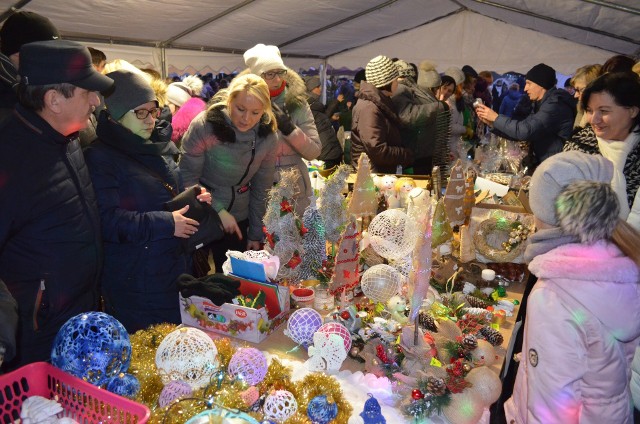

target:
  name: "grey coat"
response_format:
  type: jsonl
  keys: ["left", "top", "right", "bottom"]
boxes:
{"left": 180, "top": 107, "right": 278, "bottom": 242}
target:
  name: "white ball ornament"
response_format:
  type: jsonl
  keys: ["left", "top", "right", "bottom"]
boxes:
{"left": 263, "top": 389, "right": 298, "bottom": 422}
{"left": 155, "top": 327, "right": 219, "bottom": 390}
{"left": 368, "top": 209, "right": 419, "bottom": 260}
{"left": 465, "top": 366, "right": 502, "bottom": 406}
{"left": 360, "top": 264, "right": 403, "bottom": 303}
{"left": 471, "top": 339, "right": 497, "bottom": 367}
{"left": 442, "top": 390, "right": 485, "bottom": 424}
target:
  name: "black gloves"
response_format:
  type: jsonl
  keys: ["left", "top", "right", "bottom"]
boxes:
{"left": 176, "top": 273, "right": 241, "bottom": 306}
{"left": 272, "top": 103, "right": 296, "bottom": 136}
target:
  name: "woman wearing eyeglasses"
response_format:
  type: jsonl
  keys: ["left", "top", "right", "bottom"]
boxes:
{"left": 84, "top": 70, "right": 210, "bottom": 332}
{"left": 242, "top": 44, "right": 321, "bottom": 216}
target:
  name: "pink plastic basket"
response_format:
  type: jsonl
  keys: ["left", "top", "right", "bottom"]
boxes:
{"left": 0, "top": 362, "right": 150, "bottom": 423}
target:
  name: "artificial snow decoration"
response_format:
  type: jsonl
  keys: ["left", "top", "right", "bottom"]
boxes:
{"left": 155, "top": 327, "right": 219, "bottom": 390}
{"left": 360, "top": 264, "right": 403, "bottom": 304}
{"left": 228, "top": 347, "right": 268, "bottom": 386}
{"left": 284, "top": 307, "right": 323, "bottom": 348}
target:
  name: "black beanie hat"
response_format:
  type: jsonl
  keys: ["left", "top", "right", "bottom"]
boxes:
{"left": 526, "top": 63, "right": 557, "bottom": 90}
{"left": 462, "top": 65, "right": 478, "bottom": 78}
{"left": 0, "top": 11, "right": 60, "bottom": 56}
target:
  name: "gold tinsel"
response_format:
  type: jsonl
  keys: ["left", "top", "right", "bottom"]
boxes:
{"left": 129, "top": 326, "right": 352, "bottom": 423}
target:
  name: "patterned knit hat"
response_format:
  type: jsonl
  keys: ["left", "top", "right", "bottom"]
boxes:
{"left": 365, "top": 55, "right": 398, "bottom": 88}
{"left": 395, "top": 60, "right": 416, "bottom": 79}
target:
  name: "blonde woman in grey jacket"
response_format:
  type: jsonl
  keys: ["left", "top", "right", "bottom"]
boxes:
{"left": 243, "top": 44, "right": 321, "bottom": 216}
{"left": 179, "top": 74, "right": 278, "bottom": 270}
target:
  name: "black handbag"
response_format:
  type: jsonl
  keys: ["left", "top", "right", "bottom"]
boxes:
{"left": 165, "top": 185, "right": 225, "bottom": 254}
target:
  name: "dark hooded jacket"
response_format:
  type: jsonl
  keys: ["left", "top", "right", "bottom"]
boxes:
{"left": 0, "top": 53, "right": 18, "bottom": 127}
{"left": 0, "top": 104, "right": 102, "bottom": 368}
{"left": 492, "top": 87, "right": 576, "bottom": 165}
{"left": 84, "top": 111, "right": 186, "bottom": 332}
{"left": 351, "top": 81, "right": 413, "bottom": 173}
{"left": 307, "top": 92, "right": 343, "bottom": 166}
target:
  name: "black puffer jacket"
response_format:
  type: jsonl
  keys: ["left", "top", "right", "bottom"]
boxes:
{"left": 307, "top": 92, "right": 343, "bottom": 166}
{"left": 493, "top": 87, "right": 576, "bottom": 165}
{"left": 0, "top": 104, "right": 102, "bottom": 368}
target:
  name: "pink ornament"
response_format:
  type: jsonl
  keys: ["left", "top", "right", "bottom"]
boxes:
{"left": 228, "top": 347, "right": 268, "bottom": 386}
{"left": 240, "top": 386, "right": 260, "bottom": 407}
{"left": 158, "top": 380, "right": 192, "bottom": 408}
{"left": 316, "top": 322, "right": 352, "bottom": 353}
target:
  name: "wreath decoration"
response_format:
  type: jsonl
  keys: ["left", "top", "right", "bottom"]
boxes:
{"left": 473, "top": 217, "right": 530, "bottom": 262}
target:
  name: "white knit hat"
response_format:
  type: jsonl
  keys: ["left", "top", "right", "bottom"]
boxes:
{"left": 243, "top": 43, "right": 286, "bottom": 76}
{"left": 167, "top": 82, "right": 191, "bottom": 107}
{"left": 444, "top": 66, "right": 465, "bottom": 85}
{"left": 417, "top": 60, "right": 441, "bottom": 89}
{"left": 365, "top": 55, "right": 399, "bottom": 88}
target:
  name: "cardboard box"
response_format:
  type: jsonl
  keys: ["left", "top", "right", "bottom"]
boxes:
{"left": 180, "top": 259, "right": 290, "bottom": 343}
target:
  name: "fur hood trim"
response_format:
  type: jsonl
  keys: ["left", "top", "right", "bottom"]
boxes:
{"left": 238, "top": 67, "right": 308, "bottom": 111}
{"left": 204, "top": 105, "right": 274, "bottom": 142}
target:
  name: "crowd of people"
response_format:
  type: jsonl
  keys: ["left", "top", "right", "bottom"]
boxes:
{"left": 0, "top": 9, "right": 640, "bottom": 424}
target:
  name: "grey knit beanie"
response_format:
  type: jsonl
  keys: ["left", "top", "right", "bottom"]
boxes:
{"left": 444, "top": 66, "right": 465, "bottom": 85}
{"left": 528, "top": 151, "right": 614, "bottom": 226}
{"left": 365, "top": 55, "right": 398, "bottom": 88}
{"left": 104, "top": 70, "right": 157, "bottom": 120}
{"left": 417, "top": 60, "right": 441, "bottom": 89}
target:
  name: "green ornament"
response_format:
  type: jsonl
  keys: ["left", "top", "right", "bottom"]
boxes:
{"left": 497, "top": 286, "right": 507, "bottom": 297}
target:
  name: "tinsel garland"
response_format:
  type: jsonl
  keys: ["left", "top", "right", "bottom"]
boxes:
{"left": 128, "top": 325, "right": 351, "bottom": 423}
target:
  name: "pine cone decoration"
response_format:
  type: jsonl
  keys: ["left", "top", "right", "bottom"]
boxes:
{"left": 464, "top": 294, "right": 490, "bottom": 309}
{"left": 479, "top": 326, "right": 504, "bottom": 346}
{"left": 418, "top": 311, "right": 438, "bottom": 332}
{"left": 462, "top": 334, "right": 478, "bottom": 350}
{"left": 426, "top": 377, "right": 447, "bottom": 397}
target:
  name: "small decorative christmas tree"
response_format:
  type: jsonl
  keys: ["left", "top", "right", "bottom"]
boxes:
{"left": 329, "top": 217, "right": 360, "bottom": 296}
{"left": 263, "top": 168, "right": 306, "bottom": 282}
{"left": 299, "top": 194, "right": 328, "bottom": 281}
{"left": 432, "top": 198, "right": 453, "bottom": 247}
{"left": 347, "top": 154, "right": 378, "bottom": 217}
{"left": 318, "top": 164, "right": 351, "bottom": 244}
{"left": 444, "top": 159, "right": 466, "bottom": 226}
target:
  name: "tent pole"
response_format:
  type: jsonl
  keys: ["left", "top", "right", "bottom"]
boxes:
{"left": 160, "top": 46, "right": 167, "bottom": 80}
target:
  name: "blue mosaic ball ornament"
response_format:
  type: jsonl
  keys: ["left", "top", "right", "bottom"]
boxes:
{"left": 307, "top": 394, "right": 338, "bottom": 424}
{"left": 105, "top": 372, "right": 140, "bottom": 398}
{"left": 360, "top": 393, "right": 386, "bottom": 424}
{"left": 51, "top": 312, "right": 131, "bottom": 386}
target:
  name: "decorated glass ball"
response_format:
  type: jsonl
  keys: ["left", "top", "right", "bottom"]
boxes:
{"left": 368, "top": 209, "right": 419, "bottom": 261}
{"left": 263, "top": 390, "right": 298, "bottom": 422}
{"left": 155, "top": 327, "right": 219, "bottom": 390}
{"left": 158, "top": 380, "right": 193, "bottom": 408}
{"left": 51, "top": 312, "right": 131, "bottom": 386}
{"left": 307, "top": 394, "right": 338, "bottom": 424}
{"left": 285, "top": 308, "right": 323, "bottom": 347}
{"left": 316, "top": 322, "right": 352, "bottom": 353}
{"left": 105, "top": 372, "right": 140, "bottom": 399}
{"left": 360, "top": 264, "right": 403, "bottom": 303}
{"left": 228, "top": 347, "right": 268, "bottom": 386}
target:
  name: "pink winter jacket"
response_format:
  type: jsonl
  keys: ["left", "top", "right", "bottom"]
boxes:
{"left": 505, "top": 241, "right": 640, "bottom": 424}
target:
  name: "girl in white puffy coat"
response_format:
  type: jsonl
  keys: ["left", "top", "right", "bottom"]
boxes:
{"left": 505, "top": 151, "right": 640, "bottom": 424}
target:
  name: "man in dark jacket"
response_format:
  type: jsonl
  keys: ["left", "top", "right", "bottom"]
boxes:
{"left": 476, "top": 63, "right": 576, "bottom": 172}
{"left": 0, "top": 10, "right": 60, "bottom": 127}
{"left": 0, "top": 40, "right": 113, "bottom": 369}
{"left": 304, "top": 76, "right": 343, "bottom": 169}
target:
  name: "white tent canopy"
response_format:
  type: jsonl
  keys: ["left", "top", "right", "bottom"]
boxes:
{"left": 1, "top": 0, "right": 638, "bottom": 76}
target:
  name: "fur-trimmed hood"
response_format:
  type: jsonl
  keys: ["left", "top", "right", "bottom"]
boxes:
{"left": 204, "top": 105, "right": 274, "bottom": 142}
{"left": 529, "top": 241, "right": 640, "bottom": 342}
{"left": 237, "top": 67, "right": 308, "bottom": 111}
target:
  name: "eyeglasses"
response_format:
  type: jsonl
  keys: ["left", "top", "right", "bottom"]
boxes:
{"left": 262, "top": 69, "right": 287, "bottom": 80}
{"left": 574, "top": 86, "right": 585, "bottom": 95}
{"left": 130, "top": 107, "right": 161, "bottom": 120}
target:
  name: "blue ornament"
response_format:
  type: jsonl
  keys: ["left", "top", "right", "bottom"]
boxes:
{"left": 360, "top": 393, "right": 386, "bottom": 424}
{"left": 51, "top": 312, "right": 131, "bottom": 386}
{"left": 105, "top": 372, "right": 140, "bottom": 398}
{"left": 307, "top": 394, "right": 338, "bottom": 424}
